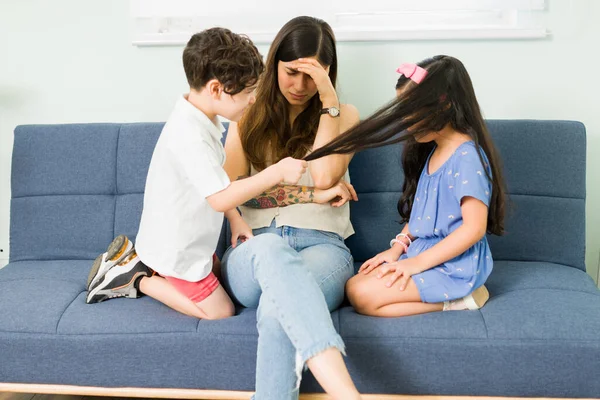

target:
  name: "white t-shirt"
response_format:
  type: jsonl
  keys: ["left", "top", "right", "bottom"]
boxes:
{"left": 135, "top": 95, "right": 231, "bottom": 281}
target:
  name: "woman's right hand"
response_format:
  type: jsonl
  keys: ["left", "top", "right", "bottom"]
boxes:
{"left": 275, "top": 157, "right": 308, "bottom": 184}
{"left": 290, "top": 58, "right": 338, "bottom": 106}
{"left": 313, "top": 180, "right": 358, "bottom": 207}
{"left": 359, "top": 246, "right": 405, "bottom": 275}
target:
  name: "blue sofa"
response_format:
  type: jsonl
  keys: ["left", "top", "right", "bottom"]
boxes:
{"left": 1, "top": 120, "right": 599, "bottom": 398}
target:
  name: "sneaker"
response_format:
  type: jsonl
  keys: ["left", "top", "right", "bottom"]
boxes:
{"left": 443, "top": 285, "right": 490, "bottom": 311}
{"left": 86, "top": 251, "right": 151, "bottom": 304}
{"left": 86, "top": 235, "right": 134, "bottom": 290}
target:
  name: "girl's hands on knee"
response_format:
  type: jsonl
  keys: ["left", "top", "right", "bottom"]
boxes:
{"left": 359, "top": 246, "right": 404, "bottom": 275}
{"left": 376, "top": 259, "right": 422, "bottom": 291}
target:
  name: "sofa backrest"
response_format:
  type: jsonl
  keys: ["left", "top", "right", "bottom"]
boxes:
{"left": 10, "top": 120, "right": 586, "bottom": 271}
{"left": 10, "top": 123, "right": 162, "bottom": 263}
{"left": 347, "top": 120, "right": 586, "bottom": 271}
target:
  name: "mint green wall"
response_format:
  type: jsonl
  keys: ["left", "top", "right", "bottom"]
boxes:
{"left": 1, "top": 1, "right": 598, "bottom": 283}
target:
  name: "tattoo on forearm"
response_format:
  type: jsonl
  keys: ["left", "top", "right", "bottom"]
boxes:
{"left": 243, "top": 184, "right": 315, "bottom": 209}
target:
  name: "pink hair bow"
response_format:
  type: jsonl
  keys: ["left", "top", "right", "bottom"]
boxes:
{"left": 396, "top": 63, "right": 427, "bottom": 84}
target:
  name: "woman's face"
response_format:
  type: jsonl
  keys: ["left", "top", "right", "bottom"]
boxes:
{"left": 277, "top": 56, "right": 324, "bottom": 106}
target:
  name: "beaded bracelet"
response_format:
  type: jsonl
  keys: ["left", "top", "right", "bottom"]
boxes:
{"left": 389, "top": 239, "right": 408, "bottom": 253}
{"left": 396, "top": 233, "right": 412, "bottom": 246}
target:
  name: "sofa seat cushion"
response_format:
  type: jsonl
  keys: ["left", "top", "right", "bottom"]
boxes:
{"left": 0, "top": 260, "right": 263, "bottom": 335}
{"left": 0, "top": 260, "right": 90, "bottom": 334}
{"left": 0, "top": 260, "right": 331, "bottom": 391}
{"left": 1, "top": 259, "right": 599, "bottom": 396}
{"left": 338, "top": 260, "right": 600, "bottom": 397}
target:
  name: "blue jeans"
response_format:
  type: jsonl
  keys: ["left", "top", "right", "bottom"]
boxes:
{"left": 221, "top": 221, "right": 354, "bottom": 400}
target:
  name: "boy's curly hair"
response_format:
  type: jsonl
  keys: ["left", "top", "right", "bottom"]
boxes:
{"left": 183, "top": 27, "right": 264, "bottom": 95}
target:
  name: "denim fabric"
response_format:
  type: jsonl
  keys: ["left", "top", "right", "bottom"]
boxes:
{"left": 221, "top": 221, "right": 354, "bottom": 400}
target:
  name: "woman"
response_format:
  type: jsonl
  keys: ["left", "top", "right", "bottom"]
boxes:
{"left": 221, "top": 16, "right": 362, "bottom": 400}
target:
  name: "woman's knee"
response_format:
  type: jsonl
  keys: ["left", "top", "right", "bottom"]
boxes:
{"left": 246, "top": 233, "right": 293, "bottom": 271}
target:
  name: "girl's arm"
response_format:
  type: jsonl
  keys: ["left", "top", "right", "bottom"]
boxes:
{"left": 376, "top": 197, "right": 488, "bottom": 289}
{"left": 413, "top": 197, "right": 488, "bottom": 272}
{"left": 359, "top": 222, "right": 415, "bottom": 275}
{"left": 399, "top": 224, "right": 417, "bottom": 241}
{"left": 388, "top": 224, "right": 416, "bottom": 253}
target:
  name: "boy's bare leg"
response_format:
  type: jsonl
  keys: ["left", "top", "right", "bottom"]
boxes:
{"left": 195, "top": 284, "right": 235, "bottom": 319}
{"left": 139, "top": 276, "right": 234, "bottom": 320}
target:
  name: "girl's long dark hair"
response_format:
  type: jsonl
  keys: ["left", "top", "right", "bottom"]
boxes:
{"left": 239, "top": 16, "right": 337, "bottom": 171}
{"left": 305, "top": 55, "right": 506, "bottom": 235}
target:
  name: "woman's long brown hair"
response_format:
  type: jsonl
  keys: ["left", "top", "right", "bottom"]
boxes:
{"left": 305, "top": 56, "right": 506, "bottom": 235}
{"left": 238, "top": 16, "right": 337, "bottom": 171}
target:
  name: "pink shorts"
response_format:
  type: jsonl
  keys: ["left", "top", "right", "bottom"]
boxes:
{"left": 153, "top": 254, "right": 220, "bottom": 303}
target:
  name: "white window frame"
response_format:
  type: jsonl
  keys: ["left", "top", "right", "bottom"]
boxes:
{"left": 130, "top": 0, "right": 549, "bottom": 46}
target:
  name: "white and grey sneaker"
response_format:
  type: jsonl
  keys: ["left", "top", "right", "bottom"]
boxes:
{"left": 86, "top": 251, "right": 151, "bottom": 304}
{"left": 86, "top": 235, "right": 134, "bottom": 290}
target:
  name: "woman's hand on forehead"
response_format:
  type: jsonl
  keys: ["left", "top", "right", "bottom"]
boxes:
{"left": 288, "top": 58, "right": 336, "bottom": 105}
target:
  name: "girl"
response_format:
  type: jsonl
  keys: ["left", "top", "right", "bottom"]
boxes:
{"left": 307, "top": 55, "right": 506, "bottom": 317}
{"left": 222, "top": 16, "right": 362, "bottom": 400}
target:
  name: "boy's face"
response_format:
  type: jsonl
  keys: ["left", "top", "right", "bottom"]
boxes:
{"left": 217, "top": 84, "right": 257, "bottom": 122}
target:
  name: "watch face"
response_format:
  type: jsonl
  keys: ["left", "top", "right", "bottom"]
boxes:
{"left": 329, "top": 107, "right": 340, "bottom": 117}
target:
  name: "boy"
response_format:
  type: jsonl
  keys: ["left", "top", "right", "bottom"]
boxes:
{"left": 85, "top": 28, "right": 308, "bottom": 319}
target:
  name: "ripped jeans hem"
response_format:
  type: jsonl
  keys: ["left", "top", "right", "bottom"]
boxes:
{"left": 294, "top": 334, "right": 346, "bottom": 389}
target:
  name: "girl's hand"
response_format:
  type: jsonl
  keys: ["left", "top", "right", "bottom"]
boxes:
{"left": 313, "top": 180, "right": 358, "bottom": 207}
{"left": 376, "top": 258, "right": 424, "bottom": 290}
{"left": 230, "top": 217, "right": 254, "bottom": 248}
{"left": 359, "top": 246, "right": 405, "bottom": 275}
{"left": 290, "top": 58, "right": 338, "bottom": 106}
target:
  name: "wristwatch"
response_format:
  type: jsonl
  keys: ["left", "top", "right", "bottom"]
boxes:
{"left": 320, "top": 106, "right": 340, "bottom": 118}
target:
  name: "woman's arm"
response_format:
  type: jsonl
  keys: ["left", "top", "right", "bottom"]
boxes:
{"left": 289, "top": 58, "right": 360, "bottom": 189}
{"left": 243, "top": 184, "right": 316, "bottom": 209}
{"left": 223, "top": 122, "right": 250, "bottom": 181}
{"left": 224, "top": 122, "right": 313, "bottom": 208}
{"left": 224, "top": 121, "right": 357, "bottom": 209}
{"left": 242, "top": 180, "right": 357, "bottom": 209}
{"left": 310, "top": 103, "right": 360, "bottom": 189}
